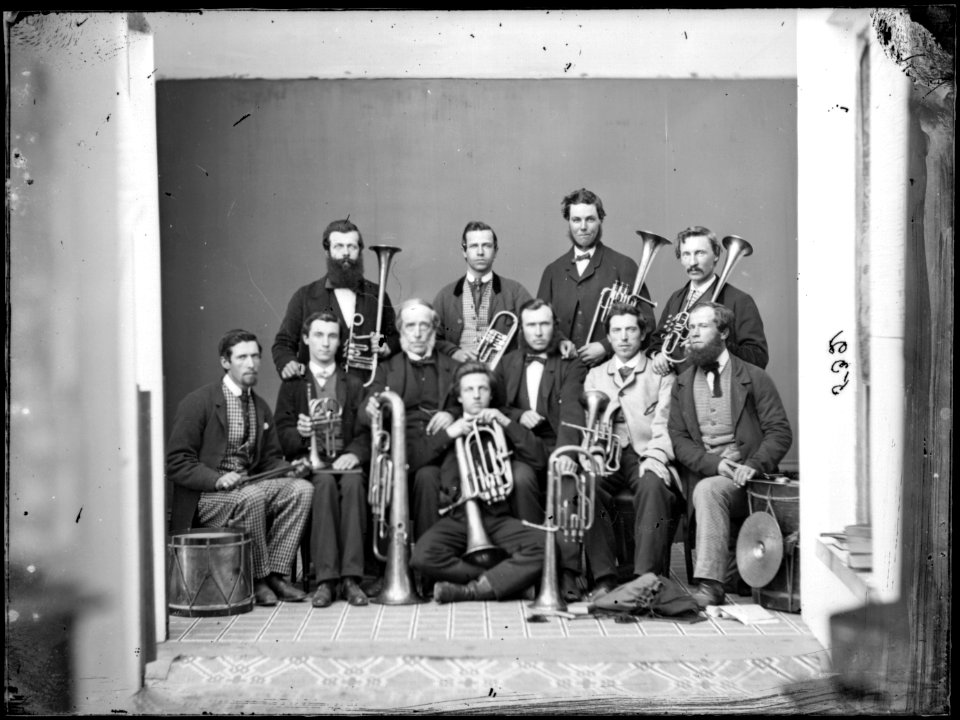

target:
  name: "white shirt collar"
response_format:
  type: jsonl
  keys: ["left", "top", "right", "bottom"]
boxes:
{"left": 574, "top": 246, "right": 596, "bottom": 259}
{"left": 612, "top": 352, "right": 645, "bottom": 374}
{"left": 466, "top": 271, "right": 494, "bottom": 284}
{"left": 703, "top": 348, "right": 731, "bottom": 374}
{"left": 406, "top": 351, "right": 434, "bottom": 362}
{"left": 309, "top": 360, "right": 337, "bottom": 378}
{"left": 689, "top": 274, "right": 718, "bottom": 297}
{"left": 222, "top": 374, "right": 245, "bottom": 397}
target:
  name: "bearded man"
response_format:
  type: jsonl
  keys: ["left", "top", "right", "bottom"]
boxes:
{"left": 272, "top": 218, "right": 401, "bottom": 380}
{"left": 668, "top": 303, "right": 792, "bottom": 609}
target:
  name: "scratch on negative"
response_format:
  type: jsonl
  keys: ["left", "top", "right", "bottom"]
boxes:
{"left": 247, "top": 265, "right": 281, "bottom": 321}
{"left": 227, "top": 199, "right": 237, "bottom": 217}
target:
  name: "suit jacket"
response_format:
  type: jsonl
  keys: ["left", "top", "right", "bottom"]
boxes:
{"left": 536, "top": 241, "right": 656, "bottom": 354}
{"left": 584, "top": 353, "right": 675, "bottom": 465}
{"left": 359, "top": 351, "right": 464, "bottom": 469}
{"left": 271, "top": 275, "right": 401, "bottom": 376}
{"left": 668, "top": 355, "right": 792, "bottom": 506}
{"left": 273, "top": 371, "right": 370, "bottom": 464}
{"left": 648, "top": 280, "right": 769, "bottom": 371}
{"left": 433, "top": 273, "right": 532, "bottom": 358}
{"left": 493, "top": 349, "right": 585, "bottom": 453}
{"left": 166, "top": 380, "right": 289, "bottom": 533}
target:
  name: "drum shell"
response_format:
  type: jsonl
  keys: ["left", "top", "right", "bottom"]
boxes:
{"left": 746, "top": 478, "right": 800, "bottom": 613}
{"left": 168, "top": 528, "right": 254, "bottom": 617}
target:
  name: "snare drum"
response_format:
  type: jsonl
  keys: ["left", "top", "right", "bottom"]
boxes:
{"left": 168, "top": 528, "right": 254, "bottom": 617}
{"left": 746, "top": 476, "right": 800, "bottom": 613}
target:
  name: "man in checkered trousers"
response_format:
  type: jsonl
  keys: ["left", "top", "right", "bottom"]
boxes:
{"left": 167, "top": 329, "right": 314, "bottom": 606}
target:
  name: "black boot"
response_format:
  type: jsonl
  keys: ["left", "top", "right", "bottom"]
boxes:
{"left": 434, "top": 575, "right": 496, "bottom": 604}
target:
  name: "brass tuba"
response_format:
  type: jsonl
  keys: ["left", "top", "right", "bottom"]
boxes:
{"left": 562, "top": 390, "right": 622, "bottom": 476}
{"left": 367, "top": 389, "right": 424, "bottom": 605}
{"left": 440, "top": 419, "right": 514, "bottom": 569}
{"left": 660, "top": 234, "right": 754, "bottom": 365}
{"left": 305, "top": 379, "right": 342, "bottom": 471}
{"left": 523, "top": 445, "right": 602, "bottom": 616}
{"left": 476, "top": 311, "right": 519, "bottom": 370}
{"left": 585, "top": 230, "right": 671, "bottom": 344}
{"left": 345, "top": 245, "right": 401, "bottom": 387}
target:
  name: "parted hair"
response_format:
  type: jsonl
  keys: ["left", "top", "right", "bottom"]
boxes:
{"left": 461, "top": 221, "right": 499, "bottom": 250}
{"left": 322, "top": 218, "right": 365, "bottom": 252}
{"left": 561, "top": 188, "right": 606, "bottom": 222}
{"left": 218, "top": 328, "right": 261, "bottom": 363}
{"left": 301, "top": 310, "right": 341, "bottom": 339}
{"left": 675, "top": 226, "right": 720, "bottom": 259}
{"left": 692, "top": 302, "right": 735, "bottom": 335}
{"left": 452, "top": 360, "right": 498, "bottom": 401}
{"left": 603, "top": 302, "right": 649, "bottom": 336}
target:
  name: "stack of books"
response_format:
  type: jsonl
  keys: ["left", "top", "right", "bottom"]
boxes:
{"left": 821, "top": 524, "right": 872, "bottom": 570}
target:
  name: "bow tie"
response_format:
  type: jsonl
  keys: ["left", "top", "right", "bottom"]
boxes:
{"left": 524, "top": 354, "right": 547, "bottom": 365}
{"left": 574, "top": 252, "right": 591, "bottom": 263}
{"left": 618, "top": 366, "right": 634, "bottom": 381}
{"left": 409, "top": 356, "right": 435, "bottom": 368}
{"left": 702, "top": 361, "right": 722, "bottom": 397}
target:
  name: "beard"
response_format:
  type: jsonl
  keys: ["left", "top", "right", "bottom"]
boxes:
{"left": 686, "top": 334, "right": 727, "bottom": 367}
{"left": 567, "top": 223, "right": 602, "bottom": 249}
{"left": 327, "top": 254, "right": 365, "bottom": 289}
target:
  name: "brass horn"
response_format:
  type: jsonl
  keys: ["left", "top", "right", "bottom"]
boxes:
{"left": 562, "top": 390, "right": 622, "bottom": 476}
{"left": 345, "top": 245, "right": 401, "bottom": 386}
{"left": 661, "top": 234, "right": 754, "bottom": 365}
{"left": 440, "top": 419, "right": 514, "bottom": 569}
{"left": 367, "top": 389, "right": 424, "bottom": 605}
{"left": 523, "top": 445, "right": 602, "bottom": 616}
{"left": 476, "top": 311, "right": 519, "bottom": 370}
{"left": 585, "top": 230, "right": 671, "bottom": 344}
{"left": 305, "top": 379, "right": 342, "bottom": 471}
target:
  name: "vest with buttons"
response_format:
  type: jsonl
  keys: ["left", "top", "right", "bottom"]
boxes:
{"left": 693, "top": 363, "right": 735, "bottom": 455}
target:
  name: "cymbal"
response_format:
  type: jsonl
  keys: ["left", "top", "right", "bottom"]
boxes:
{"left": 736, "top": 512, "right": 784, "bottom": 588}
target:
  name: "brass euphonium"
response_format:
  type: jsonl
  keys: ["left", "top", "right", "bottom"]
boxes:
{"left": 660, "top": 234, "right": 754, "bottom": 365}
{"left": 367, "top": 389, "right": 424, "bottom": 605}
{"left": 562, "top": 390, "right": 622, "bottom": 476}
{"left": 476, "top": 311, "right": 519, "bottom": 370}
{"left": 440, "top": 419, "right": 514, "bottom": 569}
{"left": 345, "top": 244, "right": 401, "bottom": 387}
{"left": 585, "top": 229, "right": 671, "bottom": 343}
{"left": 305, "top": 379, "right": 342, "bottom": 471}
{"left": 523, "top": 445, "right": 602, "bottom": 616}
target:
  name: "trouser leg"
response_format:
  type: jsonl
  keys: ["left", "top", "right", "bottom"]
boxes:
{"left": 692, "top": 475, "right": 748, "bottom": 583}
{"left": 630, "top": 470, "right": 681, "bottom": 577}
{"left": 338, "top": 471, "right": 367, "bottom": 579}
{"left": 481, "top": 514, "right": 546, "bottom": 599}
{"left": 310, "top": 472, "right": 341, "bottom": 583}
{"left": 412, "top": 464, "right": 441, "bottom": 541}
{"left": 263, "top": 477, "right": 314, "bottom": 577}
{"left": 410, "top": 514, "right": 485, "bottom": 584}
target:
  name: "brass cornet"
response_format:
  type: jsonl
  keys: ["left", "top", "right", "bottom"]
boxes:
{"left": 367, "top": 389, "right": 423, "bottom": 605}
{"left": 523, "top": 445, "right": 602, "bottom": 616}
{"left": 305, "top": 381, "right": 342, "bottom": 471}
{"left": 562, "top": 390, "right": 622, "bottom": 476}
{"left": 585, "top": 230, "right": 671, "bottom": 343}
{"left": 440, "top": 419, "right": 514, "bottom": 569}
{"left": 344, "top": 244, "right": 401, "bottom": 386}
{"left": 476, "top": 311, "right": 519, "bottom": 370}
{"left": 660, "top": 234, "right": 754, "bottom": 365}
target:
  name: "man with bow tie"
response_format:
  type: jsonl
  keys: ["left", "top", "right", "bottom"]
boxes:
{"left": 492, "top": 298, "right": 601, "bottom": 601}
{"left": 583, "top": 303, "right": 679, "bottom": 595}
{"left": 167, "top": 329, "right": 313, "bottom": 607}
{"left": 272, "top": 218, "right": 401, "bottom": 381}
{"left": 274, "top": 311, "right": 372, "bottom": 608}
{"left": 647, "top": 226, "right": 768, "bottom": 376}
{"left": 668, "top": 303, "right": 791, "bottom": 608}
{"left": 362, "top": 299, "right": 463, "bottom": 541}
{"left": 432, "top": 221, "right": 532, "bottom": 363}
{"left": 536, "top": 188, "right": 656, "bottom": 368}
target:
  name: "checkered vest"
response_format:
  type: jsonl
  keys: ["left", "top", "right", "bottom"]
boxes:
{"left": 459, "top": 279, "right": 491, "bottom": 355}
{"left": 218, "top": 383, "right": 257, "bottom": 473}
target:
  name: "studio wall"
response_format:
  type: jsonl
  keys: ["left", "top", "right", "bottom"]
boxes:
{"left": 157, "top": 78, "right": 798, "bottom": 466}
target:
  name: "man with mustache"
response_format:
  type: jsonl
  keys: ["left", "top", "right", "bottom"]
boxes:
{"left": 272, "top": 218, "right": 401, "bottom": 380}
{"left": 167, "top": 329, "right": 314, "bottom": 607}
{"left": 433, "top": 220, "right": 532, "bottom": 363}
{"left": 668, "top": 303, "right": 791, "bottom": 608}
{"left": 537, "top": 188, "right": 656, "bottom": 368}
{"left": 648, "top": 226, "right": 768, "bottom": 376}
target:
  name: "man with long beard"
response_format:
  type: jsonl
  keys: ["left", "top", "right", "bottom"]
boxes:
{"left": 537, "top": 188, "right": 656, "bottom": 368}
{"left": 668, "top": 303, "right": 792, "bottom": 608}
{"left": 272, "top": 218, "right": 401, "bottom": 380}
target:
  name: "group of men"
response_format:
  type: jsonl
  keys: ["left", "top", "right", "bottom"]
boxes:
{"left": 166, "top": 187, "right": 792, "bottom": 611}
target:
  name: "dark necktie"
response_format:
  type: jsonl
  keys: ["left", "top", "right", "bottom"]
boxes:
{"left": 524, "top": 354, "right": 546, "bottom": 365}
{"left": 618, "top": 366, "right": 633, "bottom": 381}
{"left": 574, "top": 252, "right": 591, "bottom": 263}
{"left": 470, "top": 278, "right": 485, "bottom": 309}
{"left": 241, "top": 392, "right": 252, "bottom": 444}
{"left": 703, "top": 361, "right": 722, "bottom": 397}
{"left": 410, "top": 356, "right": 435, "bottom": 368}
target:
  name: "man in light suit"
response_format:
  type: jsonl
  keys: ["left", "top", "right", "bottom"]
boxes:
{"left": 668, "top": 303, "right": 791, "bottom": 608}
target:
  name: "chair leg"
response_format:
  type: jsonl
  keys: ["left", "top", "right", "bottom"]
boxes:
{"left": 684, "top": 513, "right": 696, "bottom": 585}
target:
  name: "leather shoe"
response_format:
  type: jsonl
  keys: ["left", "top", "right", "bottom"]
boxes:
{"left": 266, "top": 573, "right": 307, "bottom": 603}
{"left": 254, "top": 579, "right": 278, "bottom": 607}
{"left": 586, "top": 574, "right": 618, "bottom": 602}
{"left": 341, "top": 577, "right": 369, "bottom": 606}
{"left": 691, "top": 580, "right": 726, "bottom": 609}
{"left": 561, "top": 571, "right": 583, "bottom": 603}
{"left": 311, "top": 581, "right": 335, "bottom": 608}
{"left": 434, "top": 576, "right": 496, "bottom": 604}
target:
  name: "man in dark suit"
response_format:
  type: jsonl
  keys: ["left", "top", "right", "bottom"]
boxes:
{"left": 362, "top": 299, "right": 462, "bottom": 541}
{"left": 648, "top": 226, "right": 768, "bottom": 375}
{"left": 167, "top": 329, "right": 313, "bottom": 607}
{"left": 536, "top": 188, "right": 656, "bottom": 367}
{"left": 668, "top": 303, "right": 791, "bottom": 608}
{"left": 493, "top": 298, "right": 601, "bottom": 600}
{"left": 274, "top": 311, "right": 371, "bottom": 608}
{"left": 410, "top": 361, "right": 547, "bottom": 603}
{"left": 272, "top": 218, "right": 401, "bottom": 380}
{"left": 432, "top": 220, "right": 532, "bottom": 363}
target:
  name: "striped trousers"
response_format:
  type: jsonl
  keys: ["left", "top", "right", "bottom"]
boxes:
{"left": 691, "top": 475, "right": 749, "bottom": 583}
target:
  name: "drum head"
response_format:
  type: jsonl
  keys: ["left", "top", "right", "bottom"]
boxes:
{"left": 737, "top": 512, "right": 784, "bottom": 588}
